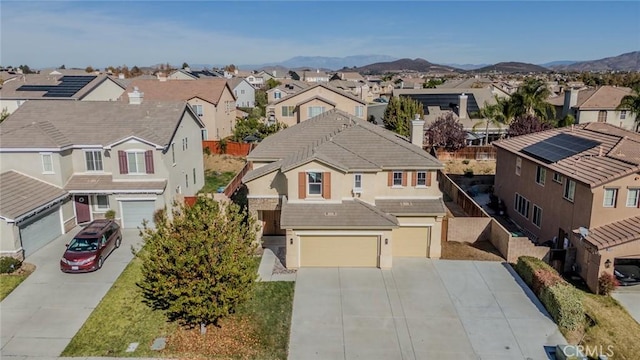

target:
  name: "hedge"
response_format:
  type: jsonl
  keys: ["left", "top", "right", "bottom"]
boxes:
{"left": 515, "top": 256, "right": 584, "bottom": 331}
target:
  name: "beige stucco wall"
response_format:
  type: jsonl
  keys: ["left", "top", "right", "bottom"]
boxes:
{"left": 0, "top": 99, "right": 23, "bottom": 114}
{"left": 168, "top": 72, "right": 194, "bottom": 80}
{"left": 245, "top": 171, "right": 286, "bottom": 198}
{"left": 80, "top": 79, "right": 125, "bottom": 101}
{"left": 271, "top": 86, "right": 366, "bottom": 125}
{"left": 0, "top": 152, "right": 66, "bottom": 187}
{"left": 110, "top": 140, "right": 167, "bottom": 181}
{"left": 370, "top": 171, "right": 441, "bottom": 199}
{"left": 188, "top": 99, "right": 216, "bottom": 140}
{"left": 0, "top": 220, "right": 20, "bottom": 257}
{"left": 215, "top": 88, "right": 237, "bottom": 140}
{"left": 283, "top": 161, "right": 343, "bottom": 202}
{"left": 577, "top": 109, "right": 637, "bottom": 131}
{"left": 593, "top": 240, "right": 640, "bottom": 292}
{"left": 589, "top": 175, "right": 640, "bottom": 228}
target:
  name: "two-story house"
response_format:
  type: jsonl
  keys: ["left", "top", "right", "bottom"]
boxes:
{"left": 266, "top": 80, "right": 310, "bottom": 104}
{"left": 242, "top": 109, "right": 445, "bottom": 269}
{"left": 0, "top": 95, "right": 205, "bottom": 259}
{"left": 228, "top": 78, "right": 255, "bottom": 108}
{"left": 493, "top": 123, "right": 640, "bottom": 292}
{"left": 120, "top": 79, "right": 236, "bottom": 140}
{"left": 302, "top": 69, "right": 330, "bottom": 83}
{"left": 266, "top": 83, "right": 367, "bottom": 127}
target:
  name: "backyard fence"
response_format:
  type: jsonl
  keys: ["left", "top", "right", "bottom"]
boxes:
{"left": 202, "top": 140, "right": 253, "bottom": 156}
{"left": 435, "top": 146, "right": 496, "bottom": 161}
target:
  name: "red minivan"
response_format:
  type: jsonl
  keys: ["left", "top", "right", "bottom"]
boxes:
{"left": 60, "top": 219, "right": 121, "bottom": 273}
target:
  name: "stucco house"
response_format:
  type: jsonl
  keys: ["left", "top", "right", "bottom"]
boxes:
{"left": 228, "top": 78, "right": 255, "bottom": 108}
{"left": 302, "top": 69, "right": 330, "bottom": 83}
{"left": 0, "top": 95, "right": 205, "bottom": 259}
{"left": 492, "top": 123, "right": 640, "bottom": 292}
{"left": 266, "top": 83, "right": 367, "bottom": 126}
{"left": 242, "top": 109, "right": 445, "bottom": 269}
{"left": 167, "top": 68, "right": 223, "bottom": 80}
{"left": 120, "top": 78, "right": 236, "bottom": 140}
{"left": 267, "top": 80, "right": 310, "bottom": 104}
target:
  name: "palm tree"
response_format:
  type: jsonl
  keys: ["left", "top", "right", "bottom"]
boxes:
{"left": 616, "top": 85, "right": 640, "bottom": 132}
{"left": 474, "top": 98, "right": 507, "bottom": 145}
{"left": 510, "top": 79, "right": 556, "bottom": 120}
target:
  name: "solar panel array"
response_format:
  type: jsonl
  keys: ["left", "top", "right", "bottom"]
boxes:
{"left": 17, "top": 76, "right": 97, "bottom": 98}
{"left": 403, "top": 93, "right": 480, "bottom": 115}
{"left": 521, "top": 133, "right": 601, "bottom": 163}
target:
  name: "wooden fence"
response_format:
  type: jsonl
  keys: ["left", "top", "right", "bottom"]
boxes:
{"left": 435, "top": 146, "right": 496, "bottom": 161}
{"left": 438, "top": 171, "right": 489, "bottom": 218}
{"left": 202, "top": 140, "right": 253, "bottom": 156}
{"left": 223, "top": 162, "right": 252, "bottom": 197}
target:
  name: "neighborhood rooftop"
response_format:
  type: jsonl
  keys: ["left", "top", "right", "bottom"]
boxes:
{"left": 281, "top": 199, "right": 399, "bottom": 229}
{"left": 119, "top": 78, "right": 232, "bottom": 105}
{"left": 0, "top": 171, "right": 68, "bottom": 221}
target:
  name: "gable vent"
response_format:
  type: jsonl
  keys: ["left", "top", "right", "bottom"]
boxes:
{"left": 400, "top": 201, "right": 413, "bottom": 206}
{"left": 324, "top": 211, "right": 337, "bottom": 216}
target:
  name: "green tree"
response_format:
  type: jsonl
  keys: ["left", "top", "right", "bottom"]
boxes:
{"left": 85, "top": 66, "right": 94, "bottom": 73}
{"left": 474, "top": 99, "right": 506, "bottom": 145}
{"left": 423, "top": 79, "right": 444, "bottom": 88}
{"left": 182, "top": 62, "right": 190, "bottom": 69}
{"left": 616, "top": 85, "right": 640, "bottom": 132}
{"left": 255, "top": 90, "right": 267, "bottom": 116}
{"left": 18, "top": 65, "right": 35, "bottom": 74}
{"left": 59, "top": 64, "right": 66, "bottom": 69}
{"left": 510, "top": 79, "right": 556, "bottom": 120}
{"left": 265, "top": 78, "right": 281, "bottom": 90}
{"left": 225, "top": 64, "right": 237, "bottom": 72}
{"left": 557, "top": 114, "right": 575, "bottom": 128}
{"left": 383, "top": 96, "right": 424, "bottom": 137}
{"left": 0, "top": 108, "right": 10, "bottom": 123}
{"left": 137, "top": 198, "right": 258, "bottom": 334}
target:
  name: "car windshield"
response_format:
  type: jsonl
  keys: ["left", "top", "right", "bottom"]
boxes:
{"left": 67, "top": 238, "right": 99, "bottom": 252}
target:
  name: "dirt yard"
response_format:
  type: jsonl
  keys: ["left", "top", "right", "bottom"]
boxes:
{"left": 444, "top": 159, "right": 496, "bottom": 175}
{"left": 441, "top": 240, "right": 504, "bottom": 261}
{"left": 204, "top": 154, "right": 246, "bottom": 173}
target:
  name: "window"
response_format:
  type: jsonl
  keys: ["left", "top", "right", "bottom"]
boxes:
{"left": 182, "top": 137, "right": 188, "bottom": 151}
{"left": 192, "top": 104, "right": 203, "bottom": 116}
{"left": 627, "top": 188, "right": 639, "bottom": 207}
{"left": 308, "top": 106, "right": 325, "bottom": 118}
{"left": 393, "top": 171, "right": 403, "bottom": 186}
{"left": 307, "top": 172, "right": 322, "bottom": 195}
{"left": 240, "top": 89, "right": 245, "bottom": 95}
{"left": 355, "top": 105, "right": 364, "bottom": 117}
{"left": 553, "top": 172, "right": 563, "bottom": 183}
{"left": 94, "top": 195, "right": 109, "bottom": 211}
{"left": 532, "top": 205, "right": 542, "bottom": 228}
{"left": 564, "top": 179, "right": 576, "bottom": 202}
{"left": 282, "top": 106, "right": 295, "bottom": 117}
{"left": 597, "top": 110, "right": 607, "bottom": 123}
{"left": 514, "top": 193, "right": 530, "bottom": 218}
{"left": 201, "top": 129, "right": 208, "bottom": 140}
{"left": 515, "top": 157, "right": 522, "bottom": 176}
{"left": 353, "top": 173, "right": 362, "bottom": 191}
{"left": 84, "top": 150, "right": 103, "bottom": 171}
{"left": 603, "top": 188, "right": 618, "bottom": 208}
{"left": 620, "top": 110, "right": 627, "bottom": 120}
{"left": 274, "top": 91, "right": 281, "bottom": 99}
{"left": 127, "top": 151, "right": 146, "bottom": 174}
{"left": 536, "top": 166, "right": 546, "bottom": 186}
{"left": 41, "top": 153, "right": 54, "bottom": 173}
{"left": 416, "top": 171, "right": 427, "bottom": 186}
{"left": 193, "top": 168, "right": 196, "bottom": 184}
{"left": 171, "top": 143, "right": 176, "bottom": 164}
{"left": 185, "top": 174, "right": 189, "bottom": 188}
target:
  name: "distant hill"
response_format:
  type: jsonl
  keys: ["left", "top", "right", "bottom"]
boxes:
{"left": 538, "top": 60, "right": 577, "bottom": 68}
{"left": 549, "top": 51, "right": 640, "bottom": 72}
{"left": 471, "top": 62, "right": 549, "bottom": 73}
{"left": 353, "top": 58, "right": 461, "bottom": 74}
{"left": 235, "top": 55, "right": 397, "bottom": 71}
{"left": 443, "top": 63, "right": 491, "bottom": 70}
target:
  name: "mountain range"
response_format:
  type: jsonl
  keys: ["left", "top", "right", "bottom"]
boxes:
{"left": 548, "top": 51, "right": 639, "bottom": 72}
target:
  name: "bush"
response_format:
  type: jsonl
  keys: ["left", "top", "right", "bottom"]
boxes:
{"left": 514, "top": 256, "right": 551, "bottom": 287}
{"left": 532, "top": 268, "right": 563, "bottom": 296}
{"left": 0, "top": 257, "right": 22, "bottom": 274}
{"left": 462, "top": 159, "right": 470, "bottom": 165}
{"left": 203, "top": 146, "right": 211, "bottom": 156}
{"left": 105, "top": 209, "right": 116, "bottom": 220}
{"left": 464, "top": 168, "right": 474, "bottom": 177}
{"left": 598, "top": 272, "right": 618, "bottom": 296}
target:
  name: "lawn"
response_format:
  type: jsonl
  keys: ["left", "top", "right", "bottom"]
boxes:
{"left": 62, "top": 256, "right": 295, "bottom": 359}
{"left": 200, "top": 170, "right": 237, "bottom": 194}
{"left": 0, "top": 263, "right": 35, "bottom": 301}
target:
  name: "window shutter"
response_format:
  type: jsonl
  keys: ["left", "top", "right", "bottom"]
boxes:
{"left": 411, "top": 171, "right": 417, "bottom": 186}
{"left": 298, "top": 172, "right": 306, "bottom": 199}
{"left": 145, "top": 150, "right": 154, "bottom": 174}
{"left": 402, "top": 171, "right": 407, "bottom": 187}
{"left": 387, "top": 171, "right": 393, "bottom": 186}
{"left": 118, "top": 151, "right": 128, "bottom": 174}
{"left": 426, "top": 171, "right": 432, "bottom": 186}
{"left": 323, "top": 172, "right": 331, "bottom": 199}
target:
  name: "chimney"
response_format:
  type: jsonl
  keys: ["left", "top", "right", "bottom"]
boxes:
{"left": 128, "top": 86, "right": 144, "bottom": 105}
{"left": 118, "top": 73, "right": 125, "bottom": 80}
{"left": 157, "top": 72, "right": 167, "bottom": 82}
{"left": 563, "top": 88, "right": 578, "bottom": 117}
{"left": 272, "top": 70, "right": 277, "bottom": 77}
{"left": 411, "top": 114, "right": 425, "bottom": 147}
{"left": 184, "top": 66, "right": 191, "bottom": 72}
{"left": 458, "top": 93, "right": 468, "bottom": 119}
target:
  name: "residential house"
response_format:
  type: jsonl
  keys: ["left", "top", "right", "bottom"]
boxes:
{"left": 492, "top": 123, "right": 640, "bottom": 292}
{"left": 242, "top": 109, "right": 445, "bottom": 269}
{"left": 267, "top": 83, "right": 367, "bottom": 126}
{"left": 0, "top": 74, "right": 125, "bottom": 114}
{"left": 329, "top": 79, "right": 374, "bottom": 103}
{"left": 245, "top": 74, "right": 265, "bottom": 88}
{"left": 228, "top": 78, "right": 256, "bottom": 108}
{"left": 120, "top": 79, "right": 236, "bottom": 140}
{"left": 0, "top": 97, "right": 205, "bottom": 259}
{"left": 168, "top": 68, "right": 223, "bottom": 80}
{"left": 330, "top": 71, "right": 365, "bottom": 82}
{"left": 302, "top": 69, "right": 330, "bottom": 83}
{"left": 267, "top": 80, "right": 310, "bottom": 104}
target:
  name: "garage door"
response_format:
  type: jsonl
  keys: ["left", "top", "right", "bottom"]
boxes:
{"left": 300, "top": 236, "right": 378, "bottom": 267}
{"left": 121, "top": 201, "right": 156, "bottom": 229}
{"left": 19, "top": 207, "right": 62, "bottom": 257}
{"left": 392, "top": 227, "right": 430, "bottom": 257}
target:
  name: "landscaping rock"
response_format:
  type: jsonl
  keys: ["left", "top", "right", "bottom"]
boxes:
{"left": 151, "top": 337, "right": 166, "bottom": 351}
{"left": 125, "top": 342, "right": 139, "bottom": 352}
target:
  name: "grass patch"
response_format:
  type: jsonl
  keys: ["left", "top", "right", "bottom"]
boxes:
{"left": 199, "top": 170, "right": 237, "bottom": 194}
{"left": 0, "top": 263, "right": 35, "bottom": 301}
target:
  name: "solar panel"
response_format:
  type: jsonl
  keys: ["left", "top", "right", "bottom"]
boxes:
{"left": 17, "top": 75, "right": 96, "bottom": 98}
{"left": 522, "top": 133, "right": 600, "bottom": 163}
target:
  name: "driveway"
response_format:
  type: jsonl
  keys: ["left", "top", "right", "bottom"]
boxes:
{"left": 1, "top": 228, "right": 142, "bottom": 357}
{"left": 289, "top": 259, "right": 565, "bottom": 360}
{"left": 612, "top": 285, "right": 640, "bottom": 324}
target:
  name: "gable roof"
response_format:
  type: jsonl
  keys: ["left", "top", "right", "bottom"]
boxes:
{"left": 227, "top": 77, "right": 251, "bottom": 89}
{"left": 243, "top": 109, "right": 442, "bottom": 182}
{"left": 272, "top": 83, "right": 366, "bottom": 106}
{"left": 493, "top": 122, "right": 640, "bottom": 187}
{"left": 0, "top": 171, "right": 68, "bottom": 221}
{"left": 120, "top": 78, "right": 233, "bottom": 105}
{"left": 574, "top": 86, "right": 632, "bottom": 110}
{"left": 0, "top": 74, "right": 121, "bottom": 100}
{"left": 582, "top": 216, "right": 640, "bottom": 250}
{"left": 0, "top": 100, "right": 200, "bottom": 150}
{"left": 281, "top": 198, "right": 398, "bottom": 229}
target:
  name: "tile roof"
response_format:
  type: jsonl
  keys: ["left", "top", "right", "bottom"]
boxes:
{"left": 64, "top": 175, "right": 167, "bottom": 193}
{"left": 493, "top": 122, "right": 640, "bottom": 187}
{"left": 120, "top": 78, "right": 232, "bottom": 105}
{"left": 0, "top": 100, "right": 195, "bottom": 149}
{"left": 0, "top": 171, "right": 68, "bottom": 221}
{"left": 243, "top": 109, "right": 443, "bottom": 181}
{"left": 227, "top": 77, "right": 249, "bottom": 89}
{"left": 582, "top": 216, "right": 640, "bottom": 250}
{"left": 281, "top": 199, "right": 398, "bottom": 229}
{"left": 375, "top": 199, "right": 446, "bottom": 216}
{"left": 272, "top": 83, "right": 366, "bottom": 106}
{"left": 575, "top": 86, "right": 632, "bottom": 110}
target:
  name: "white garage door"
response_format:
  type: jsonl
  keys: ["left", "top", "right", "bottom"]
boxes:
{"left": 19, "top": 207, "right": 62, "bottom": 257}
{"left": 121, "top": 201, "right": 156, "bottom": 229}
{"left": 300, "top": 236, "right": 379, "bottom": 267}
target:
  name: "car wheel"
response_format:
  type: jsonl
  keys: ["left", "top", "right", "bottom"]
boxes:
{"left": 97, "top": 257, "right": 103, "bottom": 270}
{"left": 115, "top": 237, "right": 121, "bottom": 249}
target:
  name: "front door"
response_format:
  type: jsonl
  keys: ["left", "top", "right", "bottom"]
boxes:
{"left": 75, "top": 195, "right": 91, "bottom": 224}
{"left": 262, "top": 210, "right": 285, "bottom": 235}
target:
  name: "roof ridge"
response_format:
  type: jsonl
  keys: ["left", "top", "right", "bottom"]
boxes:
{"left": 4, "top": 169, "right": 64, "bottom": 190}
{"left": 353, "top": 198, "right": 398, "bottom": 225}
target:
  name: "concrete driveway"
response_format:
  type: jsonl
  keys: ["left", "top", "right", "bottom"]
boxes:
{"left": 613, "top": 285, "right": 640, "bottom": 324}
{"left": 1, "top": 228, "right": 142, "bottom": 357}
{"left": 289, "top": 259, "right": 565, "bottom": 360}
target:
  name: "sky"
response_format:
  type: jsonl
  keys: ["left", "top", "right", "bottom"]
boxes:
{"left": 1, "top": 1, "right": 639, "bottom": 69}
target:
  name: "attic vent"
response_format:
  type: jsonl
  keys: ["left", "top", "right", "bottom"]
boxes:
{"left": 400, "top": 201, "right": 413, "bottom": 206}
{"left": 324, "top": 211, "right": 337, "bottom": 216}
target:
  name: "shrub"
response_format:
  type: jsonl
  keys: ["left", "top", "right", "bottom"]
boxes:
{"left": 598, "top": 272, "right": 618, "bottom": 296}
{"left": 104, "top": 209, "right": 116, "bottom": 220}
{"left": 462, "top": 159, "right": 470, "bottom": 165}
{"left": 203, "top": 146, "right": 211, "bottom": 156}
{"left": 539, "top": 284, "right": 584, "bottom": 330}
{"left": 0, "top": 257, "right": 22, "bottom": 274}
{"left": 515, "top": 256, "right": 550, "bottom": 287}
{"left": 464, "top": 168, "right": 474, "bottom": 177}
{"left": 532, "top": 268, "right": 563, "bottom": 296}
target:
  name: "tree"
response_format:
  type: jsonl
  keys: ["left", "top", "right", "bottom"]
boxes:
{"left": 225, "top": 64, "right": 237, "bottom": 72}
{"left": 0, "top": 107, "right": 10, "bottom": 124}
{"left": 509, "top": 79, "right": 556, "bottom": 120}
{"left": 130, "top": 66, "right": 142, "bottom": 77}
{"left": 18, "top": 65, "right": 35, "bottom": 74}
{"left": 254, "top": 89, "right": 267, "bottom": 116}
{"left": 616, "top": 85, "right": 640, "bottom": 132}
{"left": 59, "top": 64, "right": 66, "bottom": 69}
{"left": 85, "top": 66, "right": 94, "bottom": 73}
{"left": 182, "top": 62, "right": 190, "bottom": 69}
{"left": 265, "top": 78, "right": 281, "bottom": 90}
{"left": 474, "top": 99, "right": 507, "bottom": 145}
{"left": 507, "top": 114, "right": 553, "bottom": 137}
{"left": 383, "top": 96, "right": 424, "bottom": 137}
{"left": 423, "top": 79, "right": 444, "bottom": 88}
{"left": 426, "top": 113, "right": 467, "bottom": 151}
{"left": 137, "top": 197, "right": 258, "bottom": 334}
{"left": 557, "top": 114, "right": 575, "bottom": 128}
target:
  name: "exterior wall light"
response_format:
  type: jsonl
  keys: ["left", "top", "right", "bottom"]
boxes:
{"left": 604, "top": 259, "right": 611, "bottom": 268}
{"left": 385, "top": 238, "right": 388, "bottom": 245}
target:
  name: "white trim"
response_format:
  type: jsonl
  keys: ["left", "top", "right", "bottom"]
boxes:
{"left": 374, "top": 196, "right": 441, "bottom": 200}
{"left": 104, "top": 135, "right": 162, "bottom": 150}
{"left": 13, "top": 194, "right": 68, "bottom": 223}
{"left": 115, "top": 197, "right": 157, "bottom": 201}
{"left": 67, "top": 189, "right": 163, "bottom": 194}
{"left": 396, "top": 223, "right": 434, "bottom": 227}
{"left": 295, "top": 231, "right": 384, "bottom": 236}
{"left": 40, "top": 152, "right": 54, "bottom": 174}
{"left": 59, "top": 206, "right": 65, "bottom": 234}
